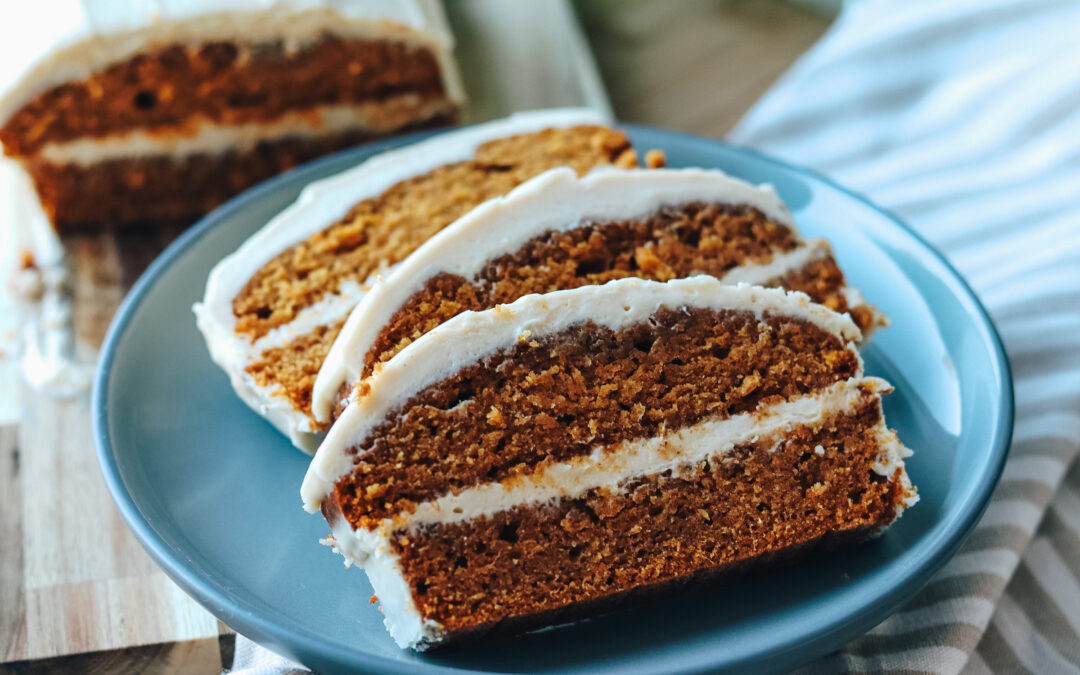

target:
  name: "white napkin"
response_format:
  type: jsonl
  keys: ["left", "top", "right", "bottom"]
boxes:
{"left": 228, "top": 635, "right": 308, "bottom": 674}
{"left": 731, "top": 0, "right": 1080, "bottom": 672}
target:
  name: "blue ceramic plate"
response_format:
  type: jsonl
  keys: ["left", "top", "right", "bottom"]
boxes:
{"left": 94, "top": 125, "right": 1012, "bottom": 674}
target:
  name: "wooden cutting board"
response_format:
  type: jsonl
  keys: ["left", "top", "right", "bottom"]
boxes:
{"left": 0, "top": 1, "right": 828, "bottom": 671}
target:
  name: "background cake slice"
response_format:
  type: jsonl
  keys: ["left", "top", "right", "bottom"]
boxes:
{"left": 302, "top": 277, "right": 917, "bottom": 650}
{"left": 195, "top": 109, "right": 638, "bottom": 451}
{"left": 0, "top": 0, "right": 463, "bottom": 229}
{"left": 313, "top": 166, "right": 884, "bottom": 423}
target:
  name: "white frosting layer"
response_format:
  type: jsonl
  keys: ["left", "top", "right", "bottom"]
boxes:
{"left": 38, "top": 97, "right": 458, "bottom": 165}
{"left": 324, "top": 518, "right": 444, "bottom": 650}
{"left": 1, "top": 159, "right": 97, "bottom": 399}
{"left": 193, "top": 108, "right": 611, "bottom": 451}
{"left": 405, "top": 377, "right": 911, "bottom": 528}
{"left": 301, "top": 277, "right": 862, "bottom": 510}
{"left": 0, "top": 0, "right": 463, "bottom": 126}
{"left": 320, "top": 375, "right": 915, "bottom": 649}
{"left": 312, "top": 166, "right": 806, "bottom": 421}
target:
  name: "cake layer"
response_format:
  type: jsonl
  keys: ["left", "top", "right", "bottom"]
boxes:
{"left": 26, "top": 114, "right": 453, "bottom": 228}
{"left": 390, "top": 378, "right": 902, "bottom": 528}
{"left": 194, "top": 109, "right": 628, "bottom": 451}
{"left": 0, "top": 1, "right": 462, "bottom": 128}
{"left": 303, "top": 278, "right": 863, "bottom": 508}
{"left": 313, "top": 167, "right": 884, "bottom": 422}
{"left": 328, "top": 306, "right": 860, "bottom": 530}
{"left": 232, "top": 132, "right": 634, "bottom": 342}
{"left": 304, "top": 279, "right": 914, "bottom": 650}
{"left": 389, "top": 396, "right": 905, "bottom": 641}
{"left": 0, "top": 36, "right": 452, "bottom": 158}
{"left": 36, "top": 97, "right": 456, "bottom": 165}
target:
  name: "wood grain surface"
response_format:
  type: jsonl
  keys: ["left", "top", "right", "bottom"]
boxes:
{"left": 0, "top": 1, "right": 829, "bottom": 671}
{"left": 1, "top": 227, "right": 232, "bottom": 674}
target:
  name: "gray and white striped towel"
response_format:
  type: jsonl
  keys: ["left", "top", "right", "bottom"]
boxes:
{"left": 731, "top": 0, "right": 1080, "bottom": 671}
{"left": 231, "top": 0, "right": 1080, "bottom": 671}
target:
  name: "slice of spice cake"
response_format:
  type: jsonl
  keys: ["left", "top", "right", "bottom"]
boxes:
{"left": 0, "top": 0, "right": 464, "bottom": 229}
{"left": 301, "top": 277, "right": 917, "bottom": 650}
{"left": 195, "top": 109, "right": 640, "bottom": 452}
{"left": 312, "top": 166, "right": 884, "bottom": 423}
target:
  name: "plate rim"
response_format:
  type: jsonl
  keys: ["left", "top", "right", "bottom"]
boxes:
{"left": 92, "top": 123, "right": 1014, "bottom": 675}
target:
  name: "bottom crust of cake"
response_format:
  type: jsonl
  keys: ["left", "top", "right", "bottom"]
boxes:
{"left": 23, "top": 111, "right": 458, "bottom": 230}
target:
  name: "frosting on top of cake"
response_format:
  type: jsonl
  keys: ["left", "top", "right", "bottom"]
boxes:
{"left": 301, "top": 277, "right": 863, "bottom": 511}
{"left": 192, "top": 108, "right": 611, "bottom": 450}
{"left": 0, "top": 0, "right": 460, "bottom": 125}
{"left": 311, "top": 166, "right": 801, "bottom": 422}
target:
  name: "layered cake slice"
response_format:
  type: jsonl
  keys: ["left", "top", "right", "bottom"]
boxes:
{"left": 301, "top": 277, "right": 916, "bottom": 650}
{"left": 0, "top": 0, "right": 463, "bottom": 228}
{"left": 195, "top": 109, "right": 639, "bottom": 451}
{"left": 313, "top": 166, "right": 884, "bottom": 423}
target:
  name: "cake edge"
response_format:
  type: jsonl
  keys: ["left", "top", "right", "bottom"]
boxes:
{"left": 301, "top": 278, "right": 864, "bottom": 511}
{"left": 310, "top": 165, "right": 856, "bottom": 422}
{"left": 191, "top": 107, "right": 612, "bottom": 451}
{"left": 0, "top": 1, "right": 463, "bottom": 127}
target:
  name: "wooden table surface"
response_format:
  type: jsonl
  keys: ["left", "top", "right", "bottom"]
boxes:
{"left": 0, "top": 2, "right": 829, "bottom": 672}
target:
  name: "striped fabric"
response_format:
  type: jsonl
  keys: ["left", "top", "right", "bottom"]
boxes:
{"left": 730, "top": 0, "right": 1080, "bottom": 672}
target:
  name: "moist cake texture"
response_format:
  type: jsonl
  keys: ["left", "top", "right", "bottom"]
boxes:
{"left": 302, "top": 278, "right": 916, "bottom": 650}
{"left": 0, "top": 0, "right": 463, "bottom": 229}
{"left": 313, "top": 167, "right": 884, "bottom": 423}
{"left": 195, "top": 109, "right": 634, "bottom": 451}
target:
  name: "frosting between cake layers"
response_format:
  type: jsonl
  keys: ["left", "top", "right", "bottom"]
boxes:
{"left": 399, "top": 377, "right": 912, "bottom": 529}
{"left": 322, "top": 522, "right": 445, "bottom": 650}
{"left": 0, "top": 0, "right": 463, "bottom": 126}
{"left": 229, "top": 277, "right": 376, "bottom": 439}
{"left": 37, "top": 97, "right": 459, "bottom": 165}
{"left": 319, "top": 374, "right": 914, "bottom": 650}
{"left": 193, "top": 108, "right": 611, "bottom": 450}
{"left": 301, "top": 277, "right": 863, "bottom": 510}
{"left": 717, "top": 238, "right": 830, "bottom": 284}
{"left": 311, "top": 166, "right": 806, "bottom": 422}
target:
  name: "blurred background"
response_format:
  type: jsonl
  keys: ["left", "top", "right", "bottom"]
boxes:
{"left": 578, "top": 0, "right": 835, "bottom": 135}
{"left": 2, "top": 1, "right": 1077, "bottom": 673}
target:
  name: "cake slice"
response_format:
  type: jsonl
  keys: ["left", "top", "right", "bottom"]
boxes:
{"left": 313, "top": 166, "right": 884, "bottom": 423}
{"left": 195, "top": 109, "right": 639, "bottom": 451}
{"left": 0, "top": 0, "right": 463, "bottom": 229}
{"left": 301, "top": 277, "right": 916, "bottom": 650}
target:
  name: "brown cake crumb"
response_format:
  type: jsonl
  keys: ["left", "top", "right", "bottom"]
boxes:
{"left": 23, "top": 114, "right": 454, "bottom": 229}
{"left": 0, "top": 36, "right": 448, "bottom": 156}
{"left": 360, "top": 203, "right": 804, "bottom": 379}
{"left": 231, "top": 125, "right": 634, "bottom": 340}
{"left": 331, "top": 307, "right": 859, "bottom": 529}
{"left": 391, "top": 397, "right": 905, "bottom": 634}
{"left": 246, "top": 319, "right": 346, "bottom": 422}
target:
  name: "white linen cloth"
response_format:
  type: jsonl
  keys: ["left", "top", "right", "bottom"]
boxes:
{"left": 232, "top": 0, "right": 1080, "bottom": 671}
{"left": 730, "top": 0, "right": 1080, "bottom": 672}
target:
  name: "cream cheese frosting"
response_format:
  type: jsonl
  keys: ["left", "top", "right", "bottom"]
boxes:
{"left": 311, "top": 165, "right": 838, "bottom": 422}
{"left": 402, "top": 377, "right": 912, "bottom": 528}
{"left": 304, "top": 278, "right": 913, "bottom": 651}
{"left": 301, "top": 277, "right": 864, "bottom": 511}
{"left": 0, "top": 0, "right": 463, "bottom": 126}
{"left": 322, "top": 376, "right": 912, "bottom": 651}
{"left": 193, "top": 108, "right": 611, "bottom": 451}
{"left": 37, "top": 97, "right": 459, "bottom": 165}
{"left": 0, "top": 160, "right": 96, "bottom": 397}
